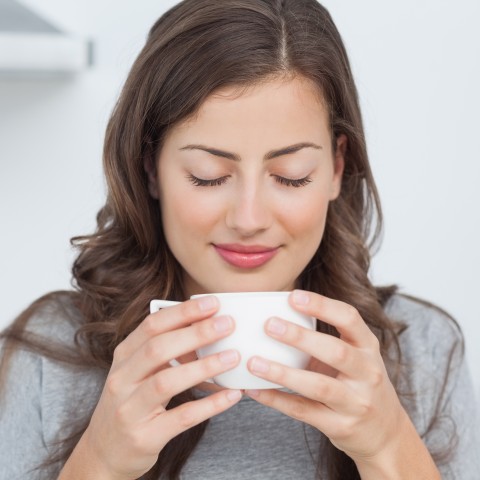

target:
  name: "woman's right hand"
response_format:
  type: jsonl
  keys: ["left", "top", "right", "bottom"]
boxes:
{"left": 62, "top": 295, "right": 241, "bottom": 480}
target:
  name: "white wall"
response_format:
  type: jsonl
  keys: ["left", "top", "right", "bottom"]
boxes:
{"left": 1, "top": 0, "right": 479, "bottom": 399}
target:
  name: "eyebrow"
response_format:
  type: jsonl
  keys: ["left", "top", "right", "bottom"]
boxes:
{"left": 179, "top": 142, "right": 322, "bottom": 161}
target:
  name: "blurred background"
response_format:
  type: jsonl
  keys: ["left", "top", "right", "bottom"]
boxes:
{"left": 1, "top": 0, "right": 479, "bottom": 400}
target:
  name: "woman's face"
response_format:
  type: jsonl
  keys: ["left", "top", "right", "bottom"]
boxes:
{"left": 146, "top": 76, "right": 345, "bottom": 297}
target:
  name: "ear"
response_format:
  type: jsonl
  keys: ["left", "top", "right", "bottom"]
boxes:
{"left": 144, "top": 156, "right": 160, "bottom": 199}
{"left": 329, "top": 133, "right": 346, "bottom": 200}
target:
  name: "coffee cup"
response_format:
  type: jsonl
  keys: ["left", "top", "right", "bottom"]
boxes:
{"left": 150, "top": 291, "right": 316, "bottom": 389}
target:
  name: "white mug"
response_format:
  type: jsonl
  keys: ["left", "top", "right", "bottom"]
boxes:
{"left": 150, "top": 291, "right": 316, "bottom": 389}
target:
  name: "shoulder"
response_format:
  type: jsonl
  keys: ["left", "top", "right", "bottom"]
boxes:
{"left": 382, "top": 294, "right": 464, "bottom": 423}
{"left": 383, "top": 293, "right": 467, "bottom": 432}
{"left": 384, "top": 293, "right": 463, "bottom": 362}
{"left": 19, "top": 290, "right": 84, "bottom": 347}
{"left": 1, "top": 292, "right": 106, "bottom": 447}
{"left": 0, "top": 292, "right": 103, "bottom": 477}
{"left": 1, "top": 290, "right": 88, "bottom": 382}
{"left": 384, "top": 295, "right": 480, "bottom": 476}
{"left": 1, "top": 291, "right": 83, "bottom": 367}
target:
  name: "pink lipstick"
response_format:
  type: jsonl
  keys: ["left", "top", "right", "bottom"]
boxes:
{"left": 213, "top": 244, "right": 279, "bottom": 268}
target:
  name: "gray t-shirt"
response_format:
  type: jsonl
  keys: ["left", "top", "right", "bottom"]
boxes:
{"left": 0, "top": 293, "right": 479, "bottom": 479}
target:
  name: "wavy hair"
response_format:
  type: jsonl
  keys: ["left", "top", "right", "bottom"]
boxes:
{"left": 0, "top": 1, "right": 456, "bottom": 478}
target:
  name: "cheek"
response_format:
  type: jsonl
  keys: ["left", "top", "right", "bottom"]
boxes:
{"left": 161, "top": 186, "right": 224, "bottom": 236}
{"left": 276, "top": 189, "right": 331, "bottom": 238}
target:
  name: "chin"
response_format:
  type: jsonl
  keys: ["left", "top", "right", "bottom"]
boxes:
{"left": 184, "top": 266, "right": 297, "bottom": 295}
{"left": 205, "top": 278, "right": 294, "bottom": 294}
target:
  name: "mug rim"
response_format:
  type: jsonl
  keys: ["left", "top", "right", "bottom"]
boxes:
{"left": 191, "top": 291, "right": 292, "bottom": 299}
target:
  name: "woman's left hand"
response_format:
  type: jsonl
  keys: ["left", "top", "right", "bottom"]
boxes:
{"left": 245, "top": 289, "right": 408, "bottom": 465}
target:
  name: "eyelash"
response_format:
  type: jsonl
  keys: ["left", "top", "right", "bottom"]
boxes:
{"left": 187, "top": 174, "right": 229, "bottom": 187}
{"left": 275, "top": 176, "right": 312, "bottom": 188}
{"left": 187, "top": 174, "right": 312, "bottom": 188}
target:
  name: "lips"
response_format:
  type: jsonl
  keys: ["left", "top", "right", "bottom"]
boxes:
{"left": 213, "top": 243, "right": 279, "bottom": 268}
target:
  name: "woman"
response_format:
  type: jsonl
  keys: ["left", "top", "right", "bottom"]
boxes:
{"left": 0, "top": 0, "right": 478, "bottom": 479}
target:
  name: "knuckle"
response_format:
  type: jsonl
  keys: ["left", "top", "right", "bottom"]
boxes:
{"left": 288, "top": 323, "right": 305, "bottom": 345}
{"left": 313, "top": 379, "right": 332, "bottom": 402}
{"left": 368, "top": 367, "right": 384, "bottom": 387}
{"left": 205, "top": 354, "right": 221, "bottom": 375}
{"left": 105, "top": 372, "right": 123, "bottom": 397}
{"left": 177, "top": 405, "right": 198, "bottom": 429}
{"left": 195, "top": 319, "right": 214, "bottom": 342}
{"left": 142, "top": 314, "right": 159, "bottom": 337}
{"left": 289, "top": 398, "right": 308, "bottom": 422}
{"left": 336, "top": 417, "right": 357, "bottom": 440}
{"left": 210, "top": 392, "right": 231, "bottom": 412}
{"left": 127, "top": 430, "right": 148, "bottom": 454}
{"left": 113, "top": 402, "right": 131, "bottom": 427}
{"left": 152, "top": 372, "right": 168, "bottom": 396}
{"left": 272, "top": 364, "right": 288, "bottom": 385}
{"left": 144, "top": 338, "right": 162, "bottom": 363}
{"left": 179, "top": 300, "right": 198, "bottom": 320}
{"left": 343, "top": 306, "right": 359, "bottom": 328}
{"left": 112, "top": 342, "right": 126, "bottom": 363}
{"left": 332, "top": 343, "right": 348, "bottom": 364}
{"left": 358, "top": 398, "right": 374, "bottom": 417}
{"left": 188, "top": 357, "right": 213, "bottom": 385}
{"left": 315, "top": 294, "right": 326, "bottom": 310}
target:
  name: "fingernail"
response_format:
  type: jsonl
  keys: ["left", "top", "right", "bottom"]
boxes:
{"left": 214, "top": 315, "right": 233, "bottom": 332}
{"left": 245, "top": 389, "right": 260, "bottom": 398}
{"left": 219, "top": 349, "right": 239, "bottom": 364}
{"left": 227, "top": 390, "right": 242, "bottom": 401}
{"left": 267, "top": 317, "right": 287, "bottom": 335}
{"left": 293, "top": 290, "right": 309, "bottom": 305}
{"left": 198, "top": 295, "right": 218, "bottom": 311}
{"left": 250, "top": 357, "right": 269, "bottom": 373}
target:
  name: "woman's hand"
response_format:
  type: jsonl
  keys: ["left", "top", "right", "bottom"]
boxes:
{"left": 62, "top": 296, "right": 241, "bottom": 480}
{"left": 245, "top": 290, "right": 439, "bottom": 478}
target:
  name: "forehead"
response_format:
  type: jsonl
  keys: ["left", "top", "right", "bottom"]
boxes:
{"left": 163, "top": 75, "right": 330, "bottom": 146}
{"left": 209, "top": 74, "right": 324, "bottom": 106}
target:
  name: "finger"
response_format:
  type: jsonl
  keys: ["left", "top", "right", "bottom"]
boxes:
{"left": 115, "top": 296, "right": 220, "bottom": 362}
{"left": 247, "top": 356, "right": 364, "bottom": 415}
{"left": 289, "top": 290, "right": 376, "bottom": 347}
{"left": 126, "top": 350, "right": 241, "bottom": 416}
{"left": 121, "top": 314, "right": 235, "bottom": 384}
{"left": 244, "top": 388, "right": 339, "bottom": 434}
{"left": 264, "top": 317, "right": 374, "bottom": 378}
{"left": 146, "top": 389, "right": 243, "bottom": 449}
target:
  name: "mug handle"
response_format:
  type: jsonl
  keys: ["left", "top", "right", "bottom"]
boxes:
{"left": 149, "top": 299, "right": 215, "bottom": 383}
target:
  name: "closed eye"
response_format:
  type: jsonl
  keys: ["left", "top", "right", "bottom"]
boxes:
{"left": 187, "top": 174, "right": 229, "bottom": 187}
{"left": 274, "top": 175, "right": 312, "bottom": 187}
{"left": 186, "top": 173, "right": 312, "bottom": 188}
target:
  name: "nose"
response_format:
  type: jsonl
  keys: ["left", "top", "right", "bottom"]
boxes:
{"left": 225, "top": 181, "right": 272, "bottom": 237}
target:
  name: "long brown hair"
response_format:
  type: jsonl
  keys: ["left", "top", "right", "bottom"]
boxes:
{"left": 0, "top": 1, "right": 458, "bottom": 478}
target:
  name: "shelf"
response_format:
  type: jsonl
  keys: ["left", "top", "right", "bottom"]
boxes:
{"left": 0, "top": 0, "right": 92, "bottom": 76}
{"left": 0, "top": 32, "right": 92, "bottom": 74}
